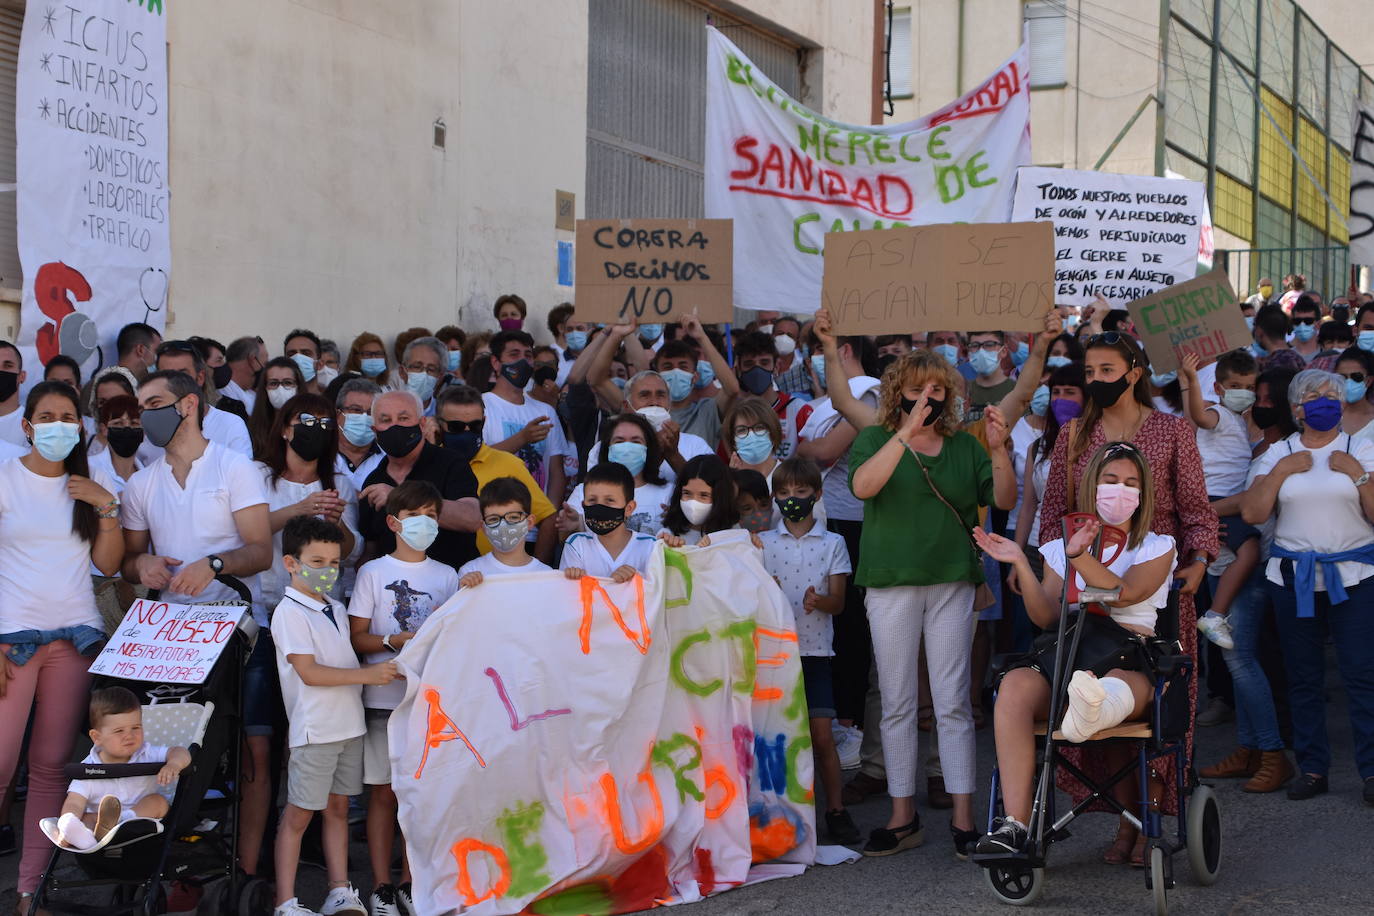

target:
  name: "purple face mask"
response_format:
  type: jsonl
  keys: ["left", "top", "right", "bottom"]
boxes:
{"left": 1050, "top": 397, "right": 1083, "bottom": 425}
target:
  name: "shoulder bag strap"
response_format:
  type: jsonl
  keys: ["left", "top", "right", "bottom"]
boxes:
{"left": 903, "top": 441, "right": 980, "bottom": 559}
{"left": 1064, "top": 418, "right": 1082, "bottom": 513}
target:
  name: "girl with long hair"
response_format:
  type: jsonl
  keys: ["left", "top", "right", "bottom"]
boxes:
{"left": 248, "top": 356, "right": 307, "bottom": 459}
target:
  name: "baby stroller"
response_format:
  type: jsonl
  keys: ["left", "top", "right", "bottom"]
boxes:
{"left": 972, "top": 517, "right": 1223, "bottom": 914}
{"left": 32, "top": 576, "right": 265, "bottom": 916}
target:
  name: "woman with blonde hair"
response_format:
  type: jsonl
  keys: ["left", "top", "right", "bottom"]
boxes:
{"left": 344, "top": 332, "right": 390, "bottom": 382}
{"left": 849, "top": 348, "right": 1016, "bottom": 857}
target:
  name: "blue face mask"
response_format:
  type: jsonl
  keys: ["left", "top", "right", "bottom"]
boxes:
{"left": 1030, "top": 385, "right": 1050, "bottom": 417}
{"left": 969, "top": 349, "right": 1001, "bottom": 376}
{"left": 1345, "top": 378, "right": 1368, "bottom": 404}
{"left": 405, "top": 370, "right": 437, "bottom": 403}
{"left": 1244, "top": 315, "right": 1255, "bottom": 330}
{"left": 1012, "top": 341, "right": 1030, "bottom": 367}
{"left": 359, "top": 357, "right": 386, "bottom": 378}
{"left": 695, "top": 359, "right": 715, "bottom": 389}
{"left": 735, "top": 430, "right": 774, "bottom": 465}
{"left": 565, "top": 330, "right": 588, "bottom": 352}
{"left": 396, "top": 514, "right": 439, "bottom": 552}
{"left": 446, "top": 350, "right": 462, "bottom": 372}
{"left": 1045, "top": 355, "right": 1072, "bottom": 369}
{"left": 1151, "top": 370, "right": 1178, "bottom": 387}
{"left": 291, "top": 352, "right": 317, "bottom": 383}
{"left": 607, "top": 440, "right": 648, "bottom": 477}
{"left": 342, "top": 413, "right": 376, "bottom": 447}
{"left": 1301, "top": 396, "right": 1343, "bottom": 432}
{"left": 640, "top": 324, "right": 664, "bottom": 342}
{"left": 1292, "top": 322, "right": 1316, "bottom": 342}
{"left": 661, "top": 368, "right": 694, "bottom": 402}
{"left": 934, "top": 344, "right": 959, "bottom": 367}
{"left": 810, "top": 353, "right": 826, "bottom": 387}
{"left": 30, "top": 421, "right": 81, "bottom": 462}
{"left": 1359, "top": 331, "right": 1374, "bottom": 353}
{"left": 611, "top": 376, "right": 627, "bottom": 391}
{"left": 1251, "top": 341, "right": 1268, "bottom": 358}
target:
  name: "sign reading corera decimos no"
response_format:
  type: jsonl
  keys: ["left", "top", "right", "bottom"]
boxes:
{"left": 575, "top": 218, "right": 734, "bottom": 324}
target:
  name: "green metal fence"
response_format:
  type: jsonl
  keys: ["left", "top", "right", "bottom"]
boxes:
{"left": 1216, "top": 246, "right": 1351, "bottom": 301}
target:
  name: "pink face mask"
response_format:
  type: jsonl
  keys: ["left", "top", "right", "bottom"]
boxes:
{"left": 1095, "top": 483, "right": 1140, "bottom": 526}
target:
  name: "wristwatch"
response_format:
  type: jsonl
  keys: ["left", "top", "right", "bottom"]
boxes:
{"left": 382, "top": 634, "right": 396, "bottom": 652}
{"left": 207, "top": 555, "right": 224, "bottom": 574}
{"left": 1356, "top": 472, "right": 1371, "bottom": 488}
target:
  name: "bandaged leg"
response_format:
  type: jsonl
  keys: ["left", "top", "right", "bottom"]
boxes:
{"left": 56, "top": 812, "right": 98, "bottom": 850}
{"left": 1062, "top": 671, "right": 1135, "bottom": 743}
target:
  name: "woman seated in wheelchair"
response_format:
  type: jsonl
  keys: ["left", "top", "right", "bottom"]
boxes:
{"left": 971, "top": 442, "right": 1176, "bottom": 853}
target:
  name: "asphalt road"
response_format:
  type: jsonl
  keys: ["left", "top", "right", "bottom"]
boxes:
{"left": 4, "top": 666, "right": 1370, "bottom": 915}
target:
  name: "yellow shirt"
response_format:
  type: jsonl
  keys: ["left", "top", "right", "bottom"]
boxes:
{"left": 470, "top": 444, "right": 556, "bottom": 554}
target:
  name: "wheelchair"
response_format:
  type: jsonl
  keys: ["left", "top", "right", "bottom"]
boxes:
{"left": 972, "top": 517, "right": 1222, "bottom": 914}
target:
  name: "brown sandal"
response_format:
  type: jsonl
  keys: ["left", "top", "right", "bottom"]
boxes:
{"left": 1103, "top": 818, "right": 1139, "bottom": 865}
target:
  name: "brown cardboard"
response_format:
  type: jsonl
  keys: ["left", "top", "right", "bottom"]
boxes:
{"left": 824, "top": 222, "right": 1054, "bottom": 334}
{"left": 575, "top": 219, "right": 734, "bottom": 323}
{"left": 1126, "top": 266, "right": 1245, "bottom": 374}
{"left": 555, "top": 190, "right": 576, "bottom": 232}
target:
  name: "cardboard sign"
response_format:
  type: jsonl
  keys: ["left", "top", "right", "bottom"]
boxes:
{"left": 1011, "top": 167, "right": 1206, "bottom": 307}
{"left": 575, "top": 218, "right": 734, "bottom": 323}
{"left": 88, "top": 600, "right": 247, "bottom": 685}
{"left": 1126, "top": 266, "right": 1246, "bottom": 373}
{"left": 824, "top": 221, "right": 1054, "bottom": 334}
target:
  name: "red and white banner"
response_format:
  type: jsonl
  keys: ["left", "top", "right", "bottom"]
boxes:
{"left": 705, "top": 26, "right": 1031, "bottom": 313}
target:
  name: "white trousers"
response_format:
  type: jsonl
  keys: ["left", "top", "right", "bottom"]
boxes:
{"left": 865, "top": 582, "right": 977, "bottom": 797}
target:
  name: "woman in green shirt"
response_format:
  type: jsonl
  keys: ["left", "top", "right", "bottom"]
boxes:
{"left": 849, "top": 348, "right": 1017, "bottom": 857}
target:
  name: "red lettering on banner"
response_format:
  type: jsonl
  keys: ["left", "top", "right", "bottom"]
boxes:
{"left": 929, "top": 61, "right": 1022, "bottom": 126}
{"left": 414, "top": 688, "right": 486, "bottom": 779}
{"left": 729, "top": 139, "right": 915, "bottom": 220}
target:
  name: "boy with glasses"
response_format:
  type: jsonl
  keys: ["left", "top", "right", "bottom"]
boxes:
{"left": 456, "top": 477, "right": 551, "bottom": 587}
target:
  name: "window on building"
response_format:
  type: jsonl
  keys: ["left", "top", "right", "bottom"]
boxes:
{"left": 1024, "top": 2, "right": 1065, "bottom": 88}
{"left": 0, "top": 7, "right": 20, "bottom": 296}
{"left": 887, "top": 7, "right": 911, "bottom": 98}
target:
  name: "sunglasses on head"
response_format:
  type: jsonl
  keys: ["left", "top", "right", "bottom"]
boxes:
{"left": 1086, "top": 331, "right": 1138, "bottom": 366}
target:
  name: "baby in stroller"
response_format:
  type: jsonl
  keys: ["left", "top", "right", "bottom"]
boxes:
{"left": 39, "top": 686, "right": 190, "bottom": 851}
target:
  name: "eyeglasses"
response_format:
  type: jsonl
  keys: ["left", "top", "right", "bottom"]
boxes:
{"left": 405, "top": 361, "right": 442, "bottom": 377}
{"left": 968, "top": 340, "right": 1003, "bottom": 351}
{"left": 157, "top": 340, "right": 196, "bottom": 354}
{"left": 445, "top": 419, "right": 483, "bottom": 434}
{"left": 338, "top": 404, "right": 371, "bottom": 416}
{"left": 266, "top": 379, "right": 297, "bottom": 390}
{"left": 1292, "top": 316, "right": 1318, "bottom": 326}
{"left": 359, "top": 349, "right": 386, "bottom": 360}
{"left": 294, "top": 413, "right": 334, "bottom": 430}
{"left": 734, "top": 423, "right": 770, "bottom": 437}
{"left": 482, "top": 510, "right": 529, "bottom": 527}
{"left": 1343, "top": 371, "right": 1368, "bottom": 384}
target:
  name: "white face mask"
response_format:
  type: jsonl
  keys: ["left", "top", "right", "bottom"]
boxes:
{"left": 680, "top": 498, "right": 712, "bottom": 526}
{"left": 316, "top": 365, "right": 339, "bottom": 391}
{"left": 636, "top": 405, "right": 671, "bottom": 432}
{"left": 774, "top": 334, "right": 797, "bottom": 356}
{"left": 267, "top": 385, "right": 296, "bottom": 410}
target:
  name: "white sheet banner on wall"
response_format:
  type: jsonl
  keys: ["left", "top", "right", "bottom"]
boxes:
{"left": 16, "top": 0, "right": 169, "bottom": 375}
{"left": 390, "top": 532, "right": 815, "bottom": 915}
{"left": 1011, "top": 167, "right": 1205, "bottom": 307}
{"left": 1352, "top": 101, "right": 1374, "bottom": 267}
{"left": 704, "top": 26, "right": 1030, "bottom": 314}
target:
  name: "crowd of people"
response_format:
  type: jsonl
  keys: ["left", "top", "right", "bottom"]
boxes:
{"left": 1, "top": 276, "right": 1373, "bottom": 914}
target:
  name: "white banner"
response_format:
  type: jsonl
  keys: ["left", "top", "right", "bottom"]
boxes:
{"left": 1011, "top": 167, "right": 1205, "bottom": 307}
{"left": 391, "top": 532, "right": 815, "bottom": 915}
{"left": 89, "top": 599, "right": 247, "bottom": 685}
{"left": 16, "top": 0, "right": 170, "bottom": 374}
{"left": 704, "top": 26, "right": 1030, "bottom": 314}
{"left": 1352, "top": 101, "right": 1374, "bottom": 267}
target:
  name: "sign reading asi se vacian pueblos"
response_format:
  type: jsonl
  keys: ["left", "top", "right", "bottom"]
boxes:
{"left": 575, "top": 218, "right": 733, "bottom": 324}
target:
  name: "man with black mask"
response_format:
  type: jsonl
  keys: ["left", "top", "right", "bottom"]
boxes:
{"left": 480, "top": 329, "right": 568, "bottom": 505}
{"left": 0, "top": 340, "right": 29, "bottom": 448}
{"left": 356, "top": 390, "right": 481, "bottom": 572}
{"left": 436, "top": 385, "right": 556, "bottom": 563}
{"left": 734, "top": 330, "right": 808, "bottom": 459}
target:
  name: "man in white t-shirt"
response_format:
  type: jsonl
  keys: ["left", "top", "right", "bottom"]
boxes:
{"left": 142, "top": 341, "right": 253, "bottom": 461}
{"left": 482, "top": 329, "right": 568, "bottom": 503}
{"left": 0, "top": 340, "right": 28, "bottom": 448}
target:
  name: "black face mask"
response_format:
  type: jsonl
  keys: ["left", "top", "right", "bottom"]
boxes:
{"left": 533, "top": 365, "right": 558, "bottom": 386}
{"left": 1086, "top": 376, "right": 1132, "bottom": 410}
{"left": 376, "top": 423, "right": 422, "bottom": 458}
{"left": 106, "top": 426, "right": 144, "bottom": 458}
{"left": 444, "top": 432, "right": 482, "bottom": 462}
{"left": 876, "top": 352, "right": 898, "bottom": 376}
{"left": 211, "top": 363, "right": 233, "bottom": 389}
{"left": 1251, "top": 405, "right": 1283, "bottom": 430}
{"left": 0, "top": 370, "right": 17, "bottom": 402}
{"left": 740, "top": 366, "right": 774, "bottom": 396}
{"left": 288, "top": 423, "right": 331, "bottom": 463}
{"left": 582, "top": 502, "right": 626, "bottom": 534}
{"left": 500, "top": 359, "right": 533, "bottom": 389}
{"left": 775, "top": 495, "right": 816, "bottom": 523}
{"left": 901, "top": 396, "right": 946, "bottom": 426}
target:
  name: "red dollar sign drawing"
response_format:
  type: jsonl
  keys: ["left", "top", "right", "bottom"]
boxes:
{"left": 34, "top": 261, "right": 93, "bottom": 364}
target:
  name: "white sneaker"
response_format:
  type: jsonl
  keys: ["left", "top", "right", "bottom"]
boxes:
{"left": 368, "top": 884, "right": 401, "bottom": 916}
{"left": 833, "top": 721, "right": 862, "bottom": 770}
{"left": 396, "top": 883, "right": 417, "bottom": 916}
{"left": 320, "top": 884, "right": 367, "bottom": 916}
{"left": 1060, "top": 670, "right": 1106, "bottom": 743}
{"left": 274, "top": 899, "right": 320, "bottom": 916}
{"left": 1196, "top": 610, "right": 1235, "bottom": 650}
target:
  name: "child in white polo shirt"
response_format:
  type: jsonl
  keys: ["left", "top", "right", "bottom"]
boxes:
{"left": 272, "top": 516, "right": 398, "bottom": 916}
{"left": 560, "top": 462, "right": 657, "bottom": 582}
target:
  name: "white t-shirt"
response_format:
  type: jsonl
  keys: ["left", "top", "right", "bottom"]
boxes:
{"left": 0, "top": 459, "right": 116, "bottom": 632}
{"left": 481, "top": 391, "right": 569, "bottom": 495}
{"left": 257, "top": 464, "right": 361, "bottom": 610}
{"left": 87, "top": 448, "right": 143, "bottom": 497}
{"left": 138, "top": 406, "right": 253, "bottom": 464}
{"left": 1028, "top": 448, "right": 1051, "bottom": 548}
{"left": 1197, "top": 404, "right": 1251, "bottom": 497}
{"left": 774, "top": 392, "right": 808, "bottom": 461}
{"left": 797, "top": 376, "right": 880, "bottom": 523}
{"left": 1006, "top": 416, "right": 1044, "bottom": 534}
{"left": 457, "top": 552, "right": 552, "bottom": 580}
{"left": 218, "top": 379, "right": 256, "bottom": 415}
{"left": 348, "top": 554, "right": 460, "bottom": 710}
{"left": 68, "top": 742, "right": 173, "bottom": 811}
{"left": 121, "top": 442, "right": 270, "bottom": 621}
{"left": 272, "top": 587, "right": 365, "bottom": 748}
{"left": 0, "top": 437, "right": 27, "bottom": 462}
{"left": 1195, "top": 363, "right": 1219, "bottom": 404}
{"left": 559, "top": 530, "right": 658, "bottom": 578}
{"left": 1250, "top": 432, "right": 1374, "bottom": 590}
{"left": 568, "top": 481, "right": 673, "bottom": 536}
{"left": 1040, "top": 531, "right": 1176, "bottom": 632}
{"left": 0, "top": 407, "right": 25, "bottom": 447}
{"left": 758, "top": 518, "right": 852, "bottom": 656}
{"left": 585, "top": 431, "right": 713, "bottom": 486}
